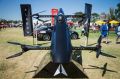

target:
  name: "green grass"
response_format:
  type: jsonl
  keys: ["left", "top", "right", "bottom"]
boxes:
{"left": 0, "top": 27, "right": 120, "bottom": 79}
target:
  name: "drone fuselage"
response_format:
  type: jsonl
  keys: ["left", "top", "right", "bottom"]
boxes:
{"left": 51, "top": 8, "right": 72, "bottom": 63}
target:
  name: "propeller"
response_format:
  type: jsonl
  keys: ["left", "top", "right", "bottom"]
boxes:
{"left": 32, "top": 10, "right": 47, "bottom": 19}
{"left": 7, "top": 41, "right": 50, "bottom": 46}
{"left": 97, "top": 35, "right": 102, "bottom": 46}
{"left": 32, "top": 11, "right": 51, "bottom": 24}
{"left": 87, "top": 36, "right": 116, "bottom": 58}
{"left": 6, "top": 44, "right": 29, "bottom": 59}
{"left": 7, "top": 41, "right": 24, "bottom": 45}
{"left": 38, "top": 10, "right": 47, "bottom": 14}
{"left": 6, "top": 51, "right": 24, "bottom": 59}
{"left": 6, "top": 41, "right": 50, "bottom": 59}
{"left": 37, "top": 18, "right": 50, "bottom": 23}
{"left": 96, "top": 35, "right": 102, "bottom": 58}
{"left": 32, "top": 10, "right": 46, "bottom": 16}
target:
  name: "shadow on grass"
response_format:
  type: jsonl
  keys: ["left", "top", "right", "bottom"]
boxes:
{"left": 100, "top": 52, "right": 117, "bottom": 58}
{"left": 84, "top": 63, "right": 117, "bottom": 77}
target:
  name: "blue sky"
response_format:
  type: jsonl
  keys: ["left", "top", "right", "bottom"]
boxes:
{"left": 0, "top": 0, "right": 120, "bottom": 20}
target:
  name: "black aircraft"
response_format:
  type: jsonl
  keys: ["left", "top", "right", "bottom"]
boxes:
{"left": 6, "top": 3, "right": 105, "bottom": 78}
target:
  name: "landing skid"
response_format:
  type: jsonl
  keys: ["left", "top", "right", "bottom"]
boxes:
{"left": 33, "top": 61, "right": 88, "bottom": 78}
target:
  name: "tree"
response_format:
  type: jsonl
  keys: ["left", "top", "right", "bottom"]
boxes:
{"left": 74, "top": 12, "right": 83, "bottom": 15}
{"left": 115, "top": 3, "right": 120, "bottom": 21}
{"left": 100, "top": 12, "right": 107, "bottom": 20}
{"left": 72, "top": 12, "right": 84, "bottom": 22}
{"left": 109, "top": 8, "right": 116, "bottom": 20}
{"left": 0, "top": 19, "right": 8, "bottom": 24}
{"left": 7, "top": 20, "right": 14, "bottom": 24}
{"left": 91, "top": 13, "right": 99, "bottom": 22}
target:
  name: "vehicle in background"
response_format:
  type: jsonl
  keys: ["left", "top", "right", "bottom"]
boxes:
{"left": 34, "top": 25, "right": 79, "bottom": 41}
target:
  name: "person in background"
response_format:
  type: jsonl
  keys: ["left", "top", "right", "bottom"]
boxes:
{"left": 81, "top": 19, "right": 88, "bottom": 36}
{"left": 81, "top": 28, "right": 85, "bottom": 36}
{"left": 100, "top": 23, "right": 109, "bottom": 44}
{"left": 107, "top": 22, "right": 111, "bottom": 35}
{"left": 115, "top": 23, "right": 120, "bottom": 43}
{"left": 92, "top": 23, "right": 97, "bottom": 33}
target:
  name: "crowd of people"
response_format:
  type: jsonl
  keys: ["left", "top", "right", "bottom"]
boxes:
{"left": 99, "top": 23, "right": 120, "bottom": 44}
{"left": 0, "top": 23, "right": 22, "bottom": 31}
{"left": 81, "top": 22, "right": 120, "bottom": 44}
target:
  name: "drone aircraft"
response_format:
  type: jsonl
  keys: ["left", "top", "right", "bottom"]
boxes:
{"left": 6, "top": 3, "right": 105, "bottom": 78}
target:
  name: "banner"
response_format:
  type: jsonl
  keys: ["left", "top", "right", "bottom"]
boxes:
{"left": 20, "top": 4, "right": 33, "bottom": 36}
{"left": 51, "top": 8, "right": 58, "bottom": 26}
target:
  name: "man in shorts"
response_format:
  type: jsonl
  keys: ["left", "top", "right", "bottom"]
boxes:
{"left": 100, "top": 23, "right": 109, "bottom": 44}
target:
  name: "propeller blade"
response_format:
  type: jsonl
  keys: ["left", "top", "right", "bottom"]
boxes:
{"left": 97, "top": 35, "right": 102, "bottom": 46}
{"left": 32, "top": 10, "right": 46, "bottom": 16}
{"left": 37, "top": 18, "right": 44, "bottom": 22}
{"left": 34, "top": 17, "right": 50, "bottom": 23}
{"left": 6, "top": 51, "right": 24, "bottom": 59}
{"left": 38, "top": 10, "right": 46, "bottom": 14}
{"left": 6, "top": 45, "right": 30, "bottom": 59}
{"left": 96, "top": 35, "right": 102, "bottom": 58}
{"left": 6, "top": 42, "right": 30, "bottom": 59}
{"left": 7, "top": 41, "right": 23, "bottom": 45}
{"left": 32, "top": 13, "right": 39, "bottom": 17}
{"left": 7, "top": 41, "right": 50, "bottom": 59}
{"left": 96, "top": 47, "right": 101, "bottom": 58}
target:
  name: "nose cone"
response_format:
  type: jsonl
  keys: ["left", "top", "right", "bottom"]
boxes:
{"left": 57, "top": 8, "right": 65, "bottom": 23}
{"left": 58, "top": 8, "right": 64, "bottom": 15}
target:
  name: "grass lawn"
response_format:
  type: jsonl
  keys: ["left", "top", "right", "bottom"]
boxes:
{"left": 0, "top": 27, "right": 120, "bottom": 79}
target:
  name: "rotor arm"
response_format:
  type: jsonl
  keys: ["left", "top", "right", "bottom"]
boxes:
{"left": 6, "top": 41, "right": 51, "bottom": 59}
{"left": 32, "top": 14, "right": 86, "bottom": 21}
{"left": 72, "top": 46, "right": 97, "bottom": 50}
{"left": 72, "top": 45, "right": 101, "bottom": 58}
{"left": 6, "top": 45, "right": 50, "bottom": 59}
{"left": 22, "top": 45, "right": 51, "bottom": 50}
{"left": 66, "top": 14, "right": 86, "bottom": 18}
